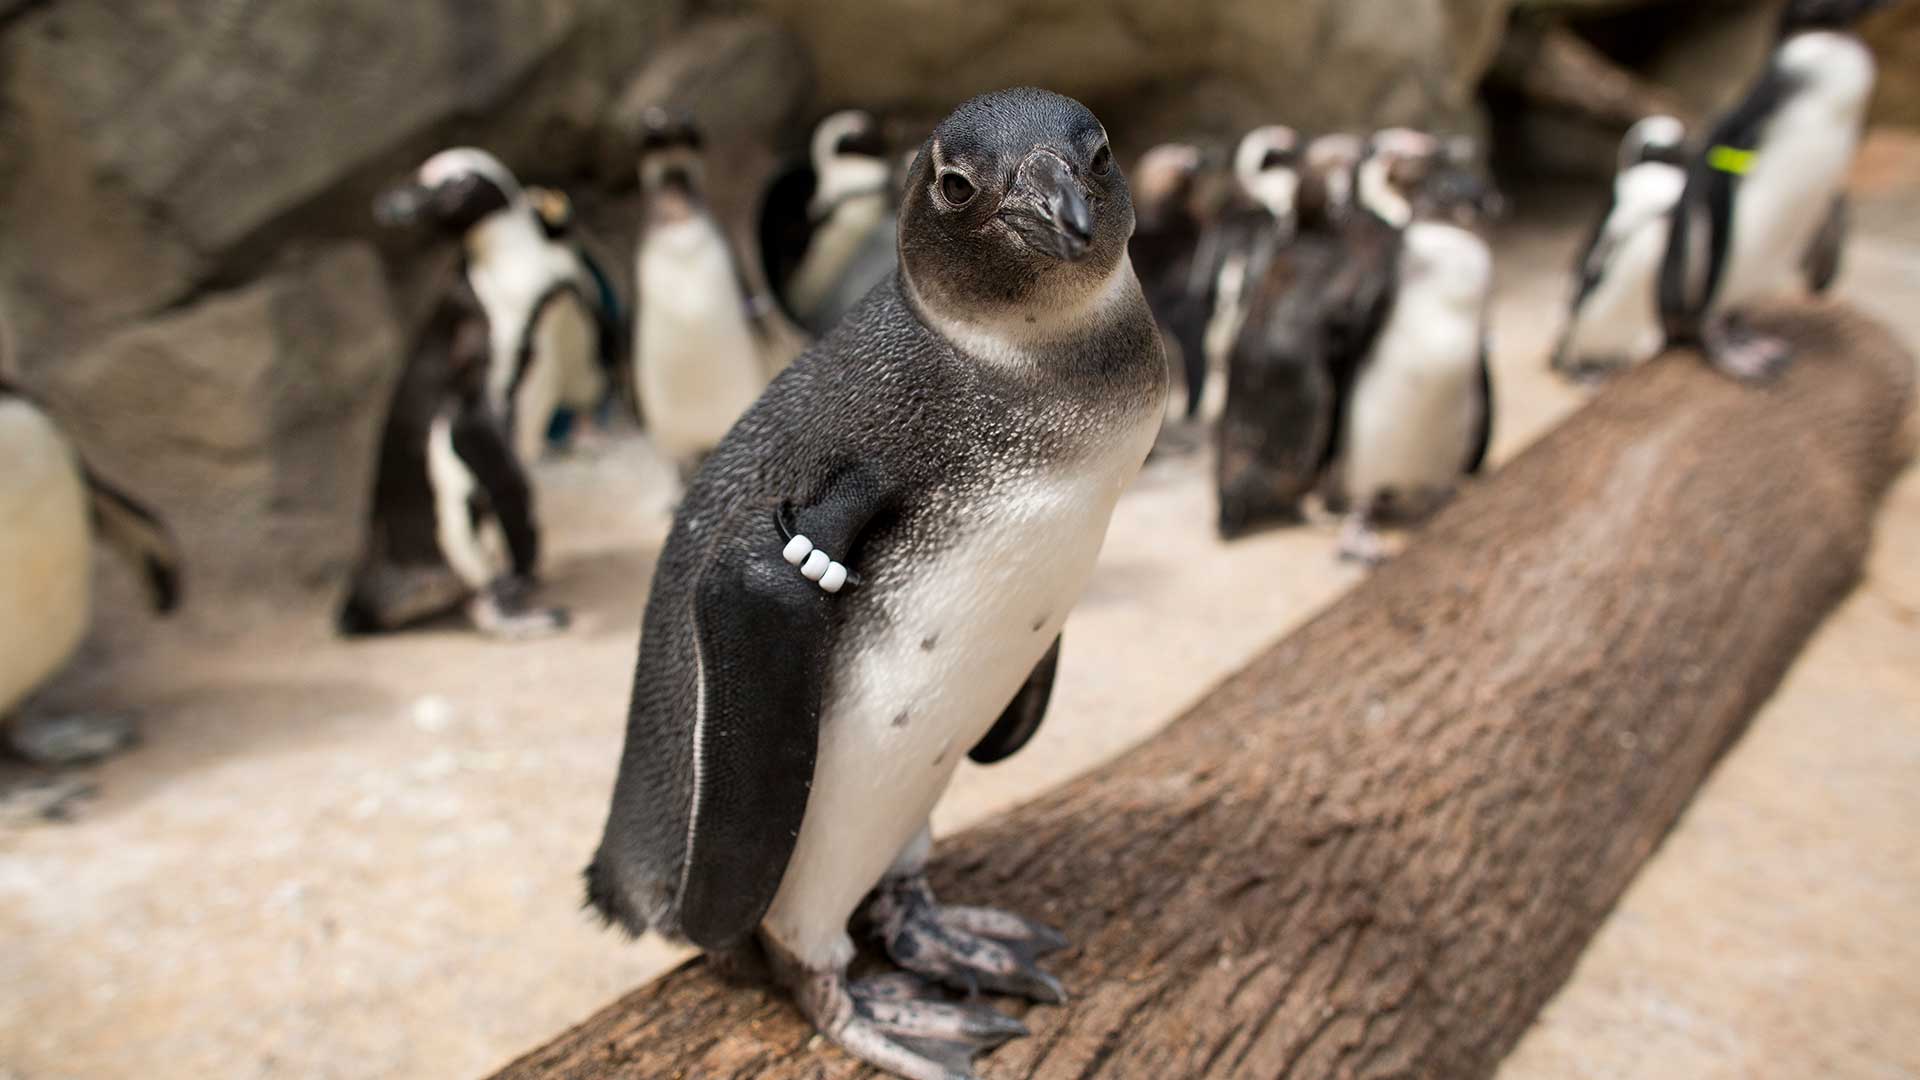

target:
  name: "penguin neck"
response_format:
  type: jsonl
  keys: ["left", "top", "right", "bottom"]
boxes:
{"left": 463, "top": 205, "right": 549, "bottom": 266}
{"left": 905, "top": 255, "right": 1142, "bottom": 371}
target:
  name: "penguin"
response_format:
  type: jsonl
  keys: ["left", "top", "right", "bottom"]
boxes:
{"left": 527, "top": 185, "right": 628, "bottom": 444}
{"left": 0, "top": 377, "right": 180, "bottom": 757}
{"left": 630, "top": 107, "right": 773, "bottom": 483}
{"left": 1552, "top": 115, "right": 1690, "bottom": 379}
{"left": 1126, "top": 142, "right": 1216, "bottom": 421}
{"left": 374, "top": 148, "right": 610, "bottom": 464}
{"left": 338, "top": 261, "right": 568, "bottom": 640}
{"left": 586, "top": 88, "right": 1165, "bottom": 1080}
{"left": 1196, "top": 125, "right": 1305, "bottom": 420}
{"left": 759, "top": 110, "right": 899, "bottom": 337}
{"left": 1214, "top": 135, "right": 1342, "bottom": 536}
{"left": 1660, "top": 0, "right": 1888, "bottom": 381}
{"left": 1300, "top": 132, "right": 1365, "bottom": 225}
{"left": 1324, "top": 129, "right": 1495, "bottom": 565}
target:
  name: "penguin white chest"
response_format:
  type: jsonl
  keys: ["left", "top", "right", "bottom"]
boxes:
{"left": 0, "top": 400, "right": 93, "bottom": 716}
{"left": 762, "top": 414, "right": 1158, "bottom": 968}
{"left": 1344, "top": 223, "right": 1489, "bottom": 503}
{"left": 636, "top": 218, "right": 765, "bottom": 464}
{"left": 1722, "top": 33, "right": 1874, "bottom": 305}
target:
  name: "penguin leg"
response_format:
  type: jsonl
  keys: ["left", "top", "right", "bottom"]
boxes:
{"left": 467, "top": 576, "right": 569, "bottom": 640}
{"left": 1337, "top": 503, "right": 1388, "bottom": 566}
{"left": 1702, "top": 311, "right": 1792, "bottom": 383}
{"left": 769, "top": 936, "right": 1028, "bottom": 1080}
{"left": 861, "top": 826, "right": 1069, "bottom": 1005}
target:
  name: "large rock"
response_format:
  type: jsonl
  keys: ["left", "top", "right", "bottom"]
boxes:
{"left": 736, "top": 0, "right": 1513, "bottom": 146}
{"left": 38, "top": 244, "right": 402, "bottom": 634}
{"left": 0, "top": 0, "right": 685, "bottom": 363}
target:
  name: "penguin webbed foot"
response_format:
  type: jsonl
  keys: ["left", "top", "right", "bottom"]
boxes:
{"left": 469, "top": 577, "right": 570, "bottom": 640}
{"left": 866, "top": 874, "right": 1069, "bottom": 1004}
{"left": 1704, "top": 315, "right": 1793, "bottom": 383}
{"left": 1337, "top": 512, "right": 1389, "bottom": 567}
{"left": 790, "top": 965, "right": 1027, "bottom": 1080}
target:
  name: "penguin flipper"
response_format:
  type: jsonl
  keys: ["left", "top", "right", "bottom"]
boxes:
{"left": 1465, "top": 342, "right": 1494, "bottom": 477}
{"left": 449, "top": 402, "right": 540, "bottom": 579}
{"left": 84, "top": 467, "right": 183, "bottom": 614}
{"left": 1804, "top": 193, "right": 1847, "bottom": 295}
{"left": 679, "top": 466, "right": 905, "bottom": 949}
{"left": 968, "top": 635, "right": 1060, "bottom": 765}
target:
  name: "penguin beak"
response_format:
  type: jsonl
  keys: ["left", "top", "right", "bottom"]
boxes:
{"left": 1001, "top": 150, "right": 1095, "bottom": 261}
{"left": 374, "top": 182, "right": 429, "bottom": 228}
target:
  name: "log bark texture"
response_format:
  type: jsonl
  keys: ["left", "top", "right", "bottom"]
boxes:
{"left": 498, "top": 302, "right": 1915, "bottom": 1079}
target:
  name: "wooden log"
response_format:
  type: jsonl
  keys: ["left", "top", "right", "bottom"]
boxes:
{"left": 497, "top": 302, "right": 1915, "bottom": 1079}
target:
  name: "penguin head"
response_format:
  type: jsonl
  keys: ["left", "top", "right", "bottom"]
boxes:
{"left": 1302, "top": 133, "right": 1365, "bottom": 226}
{"left": 636, "top": 106, "right": 707, "bottom": 202}
{"left": 1131, "top": 143, "right": 1205, "bottom": 231}
{"left": 899, "top": 88, "right": 1130, "bottom": 325}
{"left": 1233, "top": 126, "right": 1304, "bottom": 224}
{"left": 1418, "top": 135, "right": 1505, "bottom": 227}
{"left": 374, "top": 148, "right": 523, "bottom": 236}
{"left": 1780, "top": 0, "right": 1897, "bottom": 35}
{"left": 809, "top": 110, "right": 892, "bottom": 215}
{"left": 1620, "top": 115, "right": 1687, "bottom": 171}
{"left": 1355, "top": 128, "right": 1438, "bottom": 229}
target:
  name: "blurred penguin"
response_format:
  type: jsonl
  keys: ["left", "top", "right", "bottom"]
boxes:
{"left": 759, "top": 109, "right": 898, "bottom": 337}
{"left": 527, "top": 185, "right": 628, "bottom": 444}
{"left": 1127, "top": 142, "right": 1216, "bottom": 421}
{"left": 632, "top": 107, "right": 772, "bottom": 484}
{"left": 1323, "top": 129, "right": 1495, "bottom": 565}
{"left": 1660, "top": 0, "right": 1889, "bottom": 380}
{"left": 1196, "top": 125, "right": 1305, "bottom": 419}
{"left": 374, "top": 149, "right": 611, "bottom": 465}
{"left": 1551, "top": 115, "right": 1689, "bottom": 379}
{"left": 1, "top": 376, "right": 181, "bottom": 764}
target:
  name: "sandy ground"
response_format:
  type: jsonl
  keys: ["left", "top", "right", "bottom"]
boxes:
{"left": 2, "top": 155, "right": 1916, "bottom": 1079}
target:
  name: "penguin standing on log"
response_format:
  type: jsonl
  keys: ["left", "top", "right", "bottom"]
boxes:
{"left": 341, "top": 161, "right": 576, "bottom": 639}
{"left": 374, "top": 149, "right": 610, "bottom": 464}
{"left": 1660, "top": 0, "right": 1888, "bottom": 381}
{"left": 586, "top": 89, "right": 1165, "bottom": 1080}
{"left": 1552, "top": 115, "right": 1690, "bottom": 379}
{"left": 759, "top": 110, "right": 899, "bottom": 337}
{"left": 1323, "top": 129, "right": 1496, "bottom": 565}
{"left": 0, "top": 377, "right": 180, "bottom": 762}
{"left": 629, "top": 108, "right": 772, "bottom": 483}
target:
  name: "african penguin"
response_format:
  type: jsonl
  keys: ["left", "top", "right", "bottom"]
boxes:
{"left": 1325, "top": 129, "right": 1495, "bottom": 565}
{"left": 1552, "top": 115, "right": 1690, "bottom": 379}
{"left": 630, "top": 108, "right": 773, "bottom": 483}
{"left": 339, "top": 257, "right": 568, "bottom": 640}
{"left": 374, "top": 148, "right": 610, "bottom": 464}
{"left": 1660, "top": 0, "right": 1887, "bottom": 381}
{"left": 0, "top": 378, "right": 180, "bottom": 755}
{"left": 1127, "top": 142, "right": 1216, "bottom": 421}
{"left": 587, "top": 88, "right": 1164, "bottom": 1080}
{"left": 1214, "top": 133, "right": 1358, "bottom": 537}
{"left": 760, "top": 110, "right": 899, "bottom": 337}
{"left": 1195, "top": 125, "right": 1305, "bottom": 421}
{"left": 527, "top": 184, "right": 629, "bottom": 444}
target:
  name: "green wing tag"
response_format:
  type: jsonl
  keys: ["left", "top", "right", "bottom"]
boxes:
{"left": 1707, "top": 145, "right": 1755, "bottom": 176}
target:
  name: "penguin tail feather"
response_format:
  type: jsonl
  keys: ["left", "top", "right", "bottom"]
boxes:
{"left": 582, "top": 856, "right": 650, "bottom": 939}
{"left": 84, "top": 468, "right": 182, "bottom": 615}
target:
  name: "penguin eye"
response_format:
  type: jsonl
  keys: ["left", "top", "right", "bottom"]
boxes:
{"left": 1090, "top": 144, "right": 1113, "bottom": 176}
{"left": 938, "top": 171, "right": 976, "bottom": 207}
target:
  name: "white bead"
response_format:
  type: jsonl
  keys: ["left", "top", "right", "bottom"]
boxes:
{"left": 820, "top": 562, "right": 848, "bottom": 593}
{"left": 783, "top": 535, "right": 813, "bottom": 565}
{"left": 801, "top": 549, "right": 830, "bottom": 581}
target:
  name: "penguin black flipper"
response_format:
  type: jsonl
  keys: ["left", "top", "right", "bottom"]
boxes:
{"left": 757, "top": 160, "right": 818, "bottom": 325}
{"left": 1804, "top": 193, "right": 1848, "bottom": 295}
{"left": 968, "top": 635, "right": 1060, "bottom": 765}
{"left": 449, "top": 400, "right": 540, "bottom": 579}
{"left": 1464, "top": 344, "right": 1494, "bottom": 477}
{"left": 82, "top": 467, "right": 183, "bottom": 614}
{"left": 679, "top": 465, "right": 905, "bottom": 949}
{"left": 1568, "top": 186, "right": 1619, "bottom": 312}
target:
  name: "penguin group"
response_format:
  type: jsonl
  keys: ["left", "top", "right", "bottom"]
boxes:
{"left": 1554, "top": 0, "right": 1888, "bottom": 381}
{"left": 1130, "top": 122, "right": 1501, "bottom": 558}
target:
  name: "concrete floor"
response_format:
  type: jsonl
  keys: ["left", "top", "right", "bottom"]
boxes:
{"left": 2, "top": 151, "right": 1916, "bottom": 1079}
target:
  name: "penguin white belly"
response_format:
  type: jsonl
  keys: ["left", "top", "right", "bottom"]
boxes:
{"left": 510, "top": 293, "right": 599, "bottom": 464}
{"left": 0, "top": 400, "right": 92, "bottom": 716}
{"left": 1719, "top": 35, "right": 1873, "bottom": 308}
{"left": 763, "top": 415, "right": 1160, "bottom": 970}
{"left": 425, "top": 412, "right": 508, "bottom": 592}
{"left": 467, "top": 219, "right": 588, "bottom": 454}
{"left": 1566, "top": 166, "right": 1683, "bottom": 366}
{"left": 637, "top": 218, "right": 766, "bottom": 465}
{"left": 1344, "top": 223, "right": 1488, "bottom": 506}
{"left": 788, "top": 193, "right": 888, "bottom": 321}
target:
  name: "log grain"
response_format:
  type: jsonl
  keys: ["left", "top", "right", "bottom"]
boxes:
{"left": 498, "top": 302, "right": 1915, "bottom": 1079}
